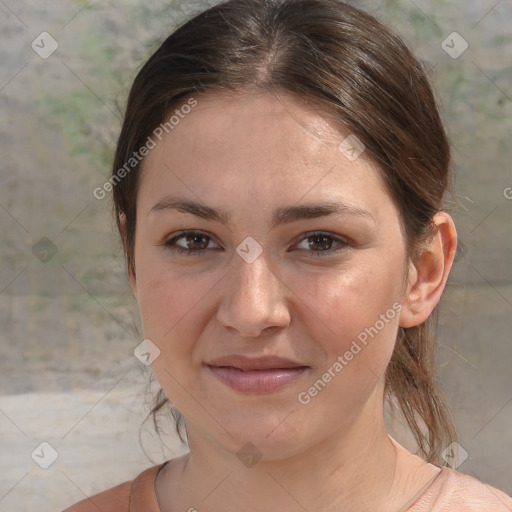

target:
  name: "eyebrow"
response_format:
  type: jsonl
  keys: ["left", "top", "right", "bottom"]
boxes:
{"left": 150, "top": 196, "right": 375, "bottom": 228}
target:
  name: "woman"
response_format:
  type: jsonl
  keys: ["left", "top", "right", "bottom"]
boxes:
{"left": 64, "top": 0, "right": 512, "bottom": 510}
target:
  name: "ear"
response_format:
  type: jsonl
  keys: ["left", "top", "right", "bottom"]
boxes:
{"left": 119, "top": 212, "right": 138, "bottom": 301}
{"left": 399, "top": 211, "right": 458, "bottom": 328}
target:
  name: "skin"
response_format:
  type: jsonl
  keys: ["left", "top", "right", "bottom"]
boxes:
{"left": 127, "top": 91, "right": 457, "bottom": 512}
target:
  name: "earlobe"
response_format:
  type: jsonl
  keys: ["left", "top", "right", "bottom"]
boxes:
{"left": 399, "top": 212, "right": 458, "bottom": 328}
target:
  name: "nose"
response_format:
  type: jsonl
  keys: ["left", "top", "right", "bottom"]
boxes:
{"left": 216, "top": 252, "right": 291, "bottom": 338}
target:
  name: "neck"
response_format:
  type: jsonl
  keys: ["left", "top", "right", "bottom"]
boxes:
{"left": 158, "top": 394, "right": 423, "bottom": 512}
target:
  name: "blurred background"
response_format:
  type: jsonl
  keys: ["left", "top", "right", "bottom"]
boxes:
{"left": 0, "top": 0, "right": 511, "bottom": 510}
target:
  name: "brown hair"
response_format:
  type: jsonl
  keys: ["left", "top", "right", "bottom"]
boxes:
{"left": 113, "top": 0, "right": 457, "bottom": 464}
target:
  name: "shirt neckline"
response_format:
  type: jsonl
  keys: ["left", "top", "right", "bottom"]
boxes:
{"left": 151, "top": 460, "right": 447, "bottom": 512}
{"left": 402, "top": 466, "right": 446, "bottom": 511}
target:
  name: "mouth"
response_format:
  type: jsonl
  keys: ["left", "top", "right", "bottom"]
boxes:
{"left": 205, "top": 355, "right": 309, "bottom": 393}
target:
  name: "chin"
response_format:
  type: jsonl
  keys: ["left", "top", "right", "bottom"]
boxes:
{"left": 209, "top": 409, "right": 309, "bottom": 459}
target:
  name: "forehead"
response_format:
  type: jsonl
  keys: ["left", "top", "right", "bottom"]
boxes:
{"left": 138, "top": 90, "right": 390, "bottom": 216}
{"left": 150, "top": 90, "right": 357, "bottom": 161}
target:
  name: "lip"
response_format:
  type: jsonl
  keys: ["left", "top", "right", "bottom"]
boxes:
{"left": 206, "top": 355, "right": 309, "bottom": 393}
{"left": 207, "top": 366, "right": 308, "bottom": 393}
{"left": 207, "top": 354, "right": 305, "bottom": 370}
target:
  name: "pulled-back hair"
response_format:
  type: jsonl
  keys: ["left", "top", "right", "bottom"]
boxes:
{"left": 112, "top": 0, "right": 457, "bottom": 464}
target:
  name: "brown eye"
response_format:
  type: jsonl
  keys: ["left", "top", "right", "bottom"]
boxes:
{"left": 294, "top": 232, "right": 349, "bottom": 257}
{"left": 163, "top": 231, "right": 218, "bottom": 255}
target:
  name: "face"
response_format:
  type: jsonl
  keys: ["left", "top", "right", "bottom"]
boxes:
{"left": 129, "top": 91, "right": 410, "bottom": 460}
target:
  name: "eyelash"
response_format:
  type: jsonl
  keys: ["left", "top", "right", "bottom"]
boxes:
{"left": 162, "top": 230, "right": 350, "bottom": 257}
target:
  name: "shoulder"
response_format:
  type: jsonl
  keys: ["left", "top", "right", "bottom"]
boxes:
{"left": 61, "top": 480, "right": 132, "bottom": 512}
{"left": 62, "top": 463, "right": 166, "bottom": 512}
{"left": 410, "top": 467, "right": 512, "bottom": 511}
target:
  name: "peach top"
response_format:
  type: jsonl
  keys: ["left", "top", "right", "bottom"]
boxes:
{"left": 63, "top": 461, "right": 512, "bottom": 512}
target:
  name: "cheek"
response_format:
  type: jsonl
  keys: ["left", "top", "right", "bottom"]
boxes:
{"left": 137, "top": 272, "right": 206, "bottom": 412}
{"left": 135, "top": 261, "right": 220, "bottom": 381}
{"left": 288, "top": 257, "right": 402, "bottom": 398}
{"left": 292, "top": 257, "right": 402, "bottom": 341}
